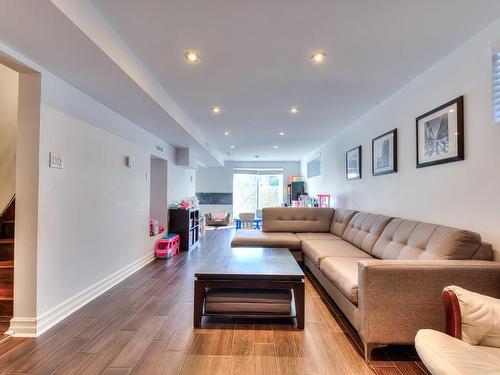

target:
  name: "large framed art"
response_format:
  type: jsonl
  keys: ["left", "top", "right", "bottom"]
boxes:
{"left": 372, "top": 129, "right": 397, "bottom": 176}
{"left": 346, "top": 146, "right": 361, "bottom": 180}
{"left": 416, "top": 96, "right": 464, "bottom": 168}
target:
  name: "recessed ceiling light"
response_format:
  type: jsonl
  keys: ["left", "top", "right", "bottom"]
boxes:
{"left": 212, "top": 106, "right": 221, "bottom": 114}
{"left": 279, "top": 131, "right": 285, "bottom": 136}
{"left": 290, "top": 107, "right": 299, "bottom": 114}
{"left": 273, "top": 145, "right": 278, "bottom": 149}
{"left": 230, "top": 145, "right": 235, "bottom": 149}
{"left": 224, "top": 131, "right": 229, "bottom": 136}
{"left": 311, "top": 51, "right": 327, "bottom": 64}
{"left": 184, "top": 51, "right": 200, "bottom": 63}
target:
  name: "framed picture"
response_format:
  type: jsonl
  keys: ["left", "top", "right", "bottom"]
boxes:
{"left": 346, "top": 146, "right": 362, "bottom": 180}
{"left": 372, "top": 129, "right": 397, "bottom": 176}
{"left": 416, "top": 96, "right": 464, "bottom": 168}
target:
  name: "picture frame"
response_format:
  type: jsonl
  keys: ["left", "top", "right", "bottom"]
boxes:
{"left": 346, "top": 146, "right": 362, "bottom": 180}
{"left": 416, "top": 96, "right": 464, "bottom": 168}
{"left": 372, "top": 129, "right": 397, "bottom": 176}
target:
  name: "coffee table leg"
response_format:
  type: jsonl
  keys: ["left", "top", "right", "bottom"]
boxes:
{"left": 293, "top": 281, "right": 305, "bottom": 329}
{"left": 193, "top": 280, "right": 204, "bottom": 327}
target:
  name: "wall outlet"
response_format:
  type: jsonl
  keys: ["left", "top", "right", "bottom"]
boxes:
{"left": 49, "top": 152, "right": 63, "bottom": 169}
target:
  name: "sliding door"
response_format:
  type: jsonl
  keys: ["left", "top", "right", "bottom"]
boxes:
{"left": 233, "top": 169, "right": 283, "bottom": 218}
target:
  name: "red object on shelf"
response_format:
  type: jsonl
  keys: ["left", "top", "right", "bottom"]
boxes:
{"left": 155, "top": 234, "right": 180, "bottom": 259}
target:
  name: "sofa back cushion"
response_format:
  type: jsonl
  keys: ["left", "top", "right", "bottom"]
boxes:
{"left": 262, "top": 207, "right": 334, "bottom": 233}
{"left": 372, "top": 219, "right": 490, "bottom": 260}
{"left": 330, "top": 208, "right": 357, "bottom": 237}
{"left": 341, "top": 212, "right": 393, "bottom": 253}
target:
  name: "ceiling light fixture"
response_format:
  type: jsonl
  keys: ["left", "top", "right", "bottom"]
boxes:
{"left": 279, "top": 131, "right": 285, "bottom": 136}
{"left": 274, "top": 145, "right": 278, "bottom": 149}
{"left": 212, "top": 106, "right": 221, "bottom": 114}
{"left": 230, "top": 145, "right": 235, "bottom": 149}
{"left": 184, "top": 51, "right": 200, "bottom": 63}
{"left": 290, "top": 106, "right": 299, "bottom": 114}
{"left": 224, "top": 131, "right": 229, "bottom": 136}
{"left": 311, "top": 51, "right": 327, "bottom": 64}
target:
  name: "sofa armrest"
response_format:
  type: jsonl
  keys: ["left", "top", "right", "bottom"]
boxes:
{"left": 357, "top": 260, "right": 500, "bottom": 346}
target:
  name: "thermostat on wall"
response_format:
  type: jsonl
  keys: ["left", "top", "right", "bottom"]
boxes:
{"left": 49, "top": 152, "right": 63, "bottom": 169}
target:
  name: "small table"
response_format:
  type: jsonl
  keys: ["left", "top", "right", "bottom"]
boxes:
{"left": 235, "top": 218, "right": 262, "bottom": 230}
{"left": 194, "top": 247, "right": 305, "bottom": 328}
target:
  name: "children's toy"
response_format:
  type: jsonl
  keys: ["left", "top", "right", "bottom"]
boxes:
{"left": 150, "top": 219, "right": 159, "bottom": 236}
{"left": 155, "top": 233, "right": 180, "bottom": 259}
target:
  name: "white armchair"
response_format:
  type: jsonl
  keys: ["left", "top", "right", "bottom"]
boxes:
{"left": 415, "top": 286, "right": 500, "bottom": 375}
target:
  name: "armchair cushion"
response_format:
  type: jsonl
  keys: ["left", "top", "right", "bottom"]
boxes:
{"left": 415, "top": 329, "right": 500, "bottom": 375}
{"left": 444, "top": 286, "right": 500, "bottom": 348}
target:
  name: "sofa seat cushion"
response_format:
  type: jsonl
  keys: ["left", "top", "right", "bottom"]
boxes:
{"left": 319, "top": 257, "right": 374, "bottom": 305}
{"left": 372, "top": 219, "right": 489, "bottom": 260}
{"left": 415, "top": 329, "right": 500, "bottom": 375}
{"left": 296, "top": 233, "right": 341, "bottom": 242}
{"left": 231, "top": 230, "right": 301, "bottom": 249}
{"left": 302, "top": 239, "right": 372, "bottom": 267}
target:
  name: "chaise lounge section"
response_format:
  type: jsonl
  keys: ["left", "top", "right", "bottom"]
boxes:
{"left": 231, "top": 207, "right": 500, "bottom": 360}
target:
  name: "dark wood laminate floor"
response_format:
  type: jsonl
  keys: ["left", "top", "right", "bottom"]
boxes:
{"left": 0, "top": 229, "right": 430, "bottom": 374}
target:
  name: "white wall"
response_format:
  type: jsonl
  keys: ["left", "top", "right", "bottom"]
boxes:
{"left": 0, "top": 40, "right": 196, "bottom": 334}
{"left": 34, "top": 71, "right": 196, "bottom": 319}
{"left": 196, "top": 161, "right": 301, "bottom": 216}
{"left": 150, "top": 157, "right": 168, "bottom": 228}
{"left": 301, "top": 18, "right": 500, "bottom": 260}
{"left": 0, "top": 63, "right": 18, "bottom": 212}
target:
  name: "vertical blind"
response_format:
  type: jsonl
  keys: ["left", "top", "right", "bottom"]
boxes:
{"left": 493, "top": 52, "right": 500, "bottom": 124}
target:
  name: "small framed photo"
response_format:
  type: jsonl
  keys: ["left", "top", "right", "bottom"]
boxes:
{"left": 372, "top": 129, "right": 397, "bottom": 176}
{"left": 346, "top": 146, "right": 362, "bottom": 180}
{"left": 416, "top": 96, "right": 464, "bottom": 168}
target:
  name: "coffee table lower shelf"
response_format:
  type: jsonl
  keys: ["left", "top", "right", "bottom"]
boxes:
{"left": 194, "top": 279, "right": 305, "bottom": 329}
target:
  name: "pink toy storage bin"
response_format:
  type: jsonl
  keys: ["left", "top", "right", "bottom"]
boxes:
{"left": 155, "top": 234, "right": 180, "bottom": 259}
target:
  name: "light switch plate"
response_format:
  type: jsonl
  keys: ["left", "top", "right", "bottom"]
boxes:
{"left": 49, "top": 152, "right": 63, "bottom": 169}
{"left": 125, "top": 156, "right": 133, "bottom": 168}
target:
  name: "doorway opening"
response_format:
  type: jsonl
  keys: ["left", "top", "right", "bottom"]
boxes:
{"left": 0, "top": 62, "right": 19, "bottom": 334}
{"left": 149, "top": 156, "right": 168, "bottom": 236}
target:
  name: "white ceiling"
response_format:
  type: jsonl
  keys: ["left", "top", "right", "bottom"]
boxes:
{"left": 2, "top": 1, "right": 500, "bottom": 162}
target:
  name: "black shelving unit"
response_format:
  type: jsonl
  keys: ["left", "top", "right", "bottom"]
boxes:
{"left": 168, "top": 208, "right": 200, "bottom": 251}
{"left": 287, "top": 181, "right": 305, "bottom": 205}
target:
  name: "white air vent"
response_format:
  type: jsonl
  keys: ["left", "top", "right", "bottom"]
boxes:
{"left": 156, "top": 145, "right": 164, "bottom": 152}
{"left": 493, "top": 52, "right": 500, "bottom": 125}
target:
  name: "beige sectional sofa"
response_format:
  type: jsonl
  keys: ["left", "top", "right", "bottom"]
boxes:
{"left": 230, "top": 207, "right": 500, "bottom": 360}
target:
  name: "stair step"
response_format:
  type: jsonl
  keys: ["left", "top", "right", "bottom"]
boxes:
{"left": 0, "top": 261, "right": 13, "bottom": 269}
{"left": 0, "top": 240, "right": 13, "bottom": 245}
{"left": 0, "top": 221, "right": 14, "bottom": 225}
{"left": 0, "top": 300, "right": 13, "bottom": 317}
{"left": 0, "top": 289, "right": 13, "bottom": 300}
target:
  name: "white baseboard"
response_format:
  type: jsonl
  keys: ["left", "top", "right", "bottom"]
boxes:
{"left": 7, "top": 252, "right": 155, "bottom": 337}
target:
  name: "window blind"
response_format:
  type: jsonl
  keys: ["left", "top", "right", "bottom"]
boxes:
{"left": 233, "top": 168, "right": 284, "bottom": 175}
{"left": 493, "top": 52, "right": 500, "bottom": 124}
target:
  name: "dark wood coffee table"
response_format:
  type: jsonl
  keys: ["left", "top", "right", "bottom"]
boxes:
{"left": 194, "top": 247, "right": 305, "bottom": 328}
